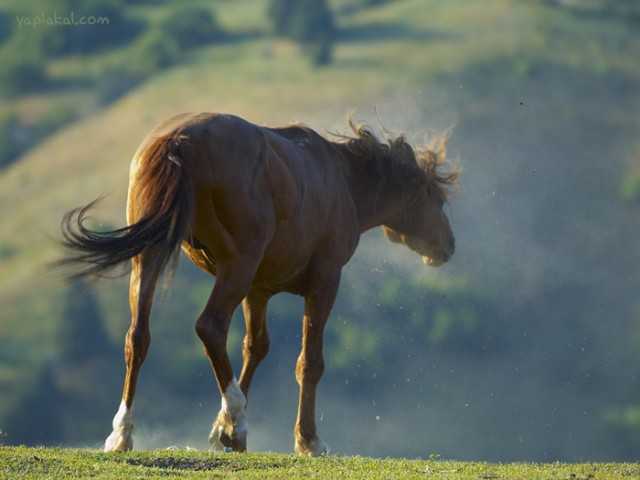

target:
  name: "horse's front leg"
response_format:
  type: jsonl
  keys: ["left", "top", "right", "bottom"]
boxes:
{"left": 294, "top": 272, "right": 341, "bottom": 457}
{"left": 238, "top": 289, "right": 272, "bottom": 397}
{"left": 195, "top": 269, "right": 255, "bottom": 453}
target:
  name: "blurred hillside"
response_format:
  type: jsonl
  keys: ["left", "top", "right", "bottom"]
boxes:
{"left": 1, "top": 0, "right": 639, "bottom": 462}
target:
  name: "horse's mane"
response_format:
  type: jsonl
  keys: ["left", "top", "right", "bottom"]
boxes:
{"left": 336, "top": 118, "right": 460, "bottom": 202}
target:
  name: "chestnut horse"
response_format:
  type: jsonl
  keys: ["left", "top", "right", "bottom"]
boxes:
{"left": 58, "top": 112, "right": 458, "bottom": 456}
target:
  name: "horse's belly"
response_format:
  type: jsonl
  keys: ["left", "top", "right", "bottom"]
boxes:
{"left": 253, "top": 251, "right": 310, "bottom": 292}
{"left": 249, "top": 238, "right": 316, "bottom": 292}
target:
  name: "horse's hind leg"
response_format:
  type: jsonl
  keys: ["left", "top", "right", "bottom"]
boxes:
{"left": 104, "top": 249, "right": 162, "bottom": 452}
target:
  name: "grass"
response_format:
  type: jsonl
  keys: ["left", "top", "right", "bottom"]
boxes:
{"left": 1, "top": 447, "right": 639, "bottom": 480}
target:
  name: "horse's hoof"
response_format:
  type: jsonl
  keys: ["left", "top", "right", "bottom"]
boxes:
{"left": 209, "top": 420, "right": 247, "bottom": 453}
{"left": 294, "top": 436, "right": 329, "bottom": 457}
{"left": 104, "top": 401, "right": 134, "bottom": 452}
{"left": 103, "top": 431, "right": 133, "bottom": 452}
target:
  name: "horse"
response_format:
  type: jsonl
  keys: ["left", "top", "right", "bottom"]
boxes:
{"left": 57, "top": 112, "right": 458, "bottom": 456}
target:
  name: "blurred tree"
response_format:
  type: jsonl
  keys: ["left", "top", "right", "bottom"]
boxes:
{"left": 0, "top": 56, "right": 47, "bottom": 98}
{"left": 14, "top": 0, "right": 143, "bottom": 56}
{"left": 132, "top": 28, "right": 181, "bottom": 72}
{"left": 268, "top": 0, "right": 336, "bottom": 66}
{"left": 377, "top": 275, "right": 508, "bottom": 355}
{"left": 127, "top": 5, "right": 225, "bottom": 77}
{"left": 0, "top": 364, "right": 64, "bottom": 446}
{"left": 0, "top": 112, "right": 22, "bottom": 165}
{"left": 59, "top": 280, "right": 113, "bottom": 363}
{"left": 158, "top": 5, "right": 225, "bottom": 49}
{"left": 0, "top": 10, "right": 12, "bottom": 44}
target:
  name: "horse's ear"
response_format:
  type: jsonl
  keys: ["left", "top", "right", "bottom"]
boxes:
{"left": 383, "top": 226, "right": 402, "bottom": 244}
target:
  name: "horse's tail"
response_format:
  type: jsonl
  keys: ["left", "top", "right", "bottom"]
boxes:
{"left": 57, "top": 133, "right": 194, "bottom": 279}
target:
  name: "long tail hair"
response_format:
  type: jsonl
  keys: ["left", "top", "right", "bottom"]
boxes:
{"left": 56, "top": 133, "right": 194, "bottom": 279}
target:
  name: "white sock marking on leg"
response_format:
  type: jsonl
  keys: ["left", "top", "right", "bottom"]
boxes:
{"left": 104, "top": 400, "right": 134, "bottom": 452}
{"left": 221, "top": 378, "right": 247, "bottom": 422}
{"left": 210, "top": 378, "right": 248, "bottom": 451}
{"left": 112, "top": 400, "right": 132, "bottom": 430}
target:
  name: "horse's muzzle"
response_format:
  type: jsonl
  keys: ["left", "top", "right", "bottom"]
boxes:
{"left": 423, "top": 255, "right": 445, "bottom": 267}
{"left": 422, "top": 238, "right": 455, "bottom": 267}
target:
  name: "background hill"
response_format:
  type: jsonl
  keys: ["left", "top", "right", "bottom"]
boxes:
{"left": 1, "top": 0, "right": 639, "bottom": 462}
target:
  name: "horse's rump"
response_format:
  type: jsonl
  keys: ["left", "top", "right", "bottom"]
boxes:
{"left": 57, "top": 133, "right": 194, "bottom": 278}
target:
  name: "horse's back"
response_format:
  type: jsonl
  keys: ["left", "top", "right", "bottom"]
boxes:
{"left": 133, "top": 113, "right": 360, "bottom": 293}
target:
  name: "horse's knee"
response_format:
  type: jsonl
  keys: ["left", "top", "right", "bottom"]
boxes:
{"left": 296, "top": 353, "right": 324, "bottom": 385}
{"left": 195, "top": 314, "right": 213, "bottom": 341}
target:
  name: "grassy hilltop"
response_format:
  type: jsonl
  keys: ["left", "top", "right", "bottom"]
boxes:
{"left": 1, "top": 0, "right": 640, "bottom": 462}
{"left": 2, "top": 447, "right": 640, "bottom": 480}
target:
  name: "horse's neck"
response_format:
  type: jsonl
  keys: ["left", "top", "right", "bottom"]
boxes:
{"left": 337, "top": 147, "right": 402, "bottom": 233}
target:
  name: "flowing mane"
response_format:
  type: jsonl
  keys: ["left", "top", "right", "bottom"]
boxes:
{"left": 336, "top": 118, "right": 460, "bottom": 203}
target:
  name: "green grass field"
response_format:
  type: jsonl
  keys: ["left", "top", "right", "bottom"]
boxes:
{"left": 1, "top": 447, "right": 639, "bottom": 479}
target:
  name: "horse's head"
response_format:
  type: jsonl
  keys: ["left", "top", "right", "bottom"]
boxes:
{"left": 382, "top": 190, "right": 455, "bottom": 267}
{"left": 382, "top": 143, "right": 458, "bottom": 267}
{"left": 340, "top": 119, "right": 459, "bottom": 266}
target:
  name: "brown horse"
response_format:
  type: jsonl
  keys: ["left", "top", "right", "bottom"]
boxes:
{"left": 58, "top": 112, "right": 458, "bottom": 456}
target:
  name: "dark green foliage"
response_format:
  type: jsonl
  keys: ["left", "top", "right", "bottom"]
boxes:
{"left": 268, "top": 0, "right": 336, "bottom": 65}
{"left": 158, "top": 5, "right": 224, "bottom": 49}
{"left": 547, "top": 0, "right": 640, "bottom": 23}
{"left": 133, "top": 28, "right": 181, "bottom": 71}
{"left": 0, "top": 112, "right": 22, "bottom": 168}
{"left": 0, "top": 243, "right": 16, "bottom": 261}
{"left": 269, "top": 0, "right": 335, "bottom": 42}
{"left": 304, "top": 35, "right": 333, "bottom": 67}
{"left": 25, "top": 0, "right": 142, "bottom": 56}
{"left": 0, "top": 57, "right": 47, "bottom": 97}
{"left": 0, "top": 281, "right": 119, "bottom": 446}
{"left": 103, "top": 5, "right": 225, "bottom": 99}
{"left": 0, "top": 0, "right": 143, "bottom": 99}
{"left": 363, "top": 275, "right": 507, "bottom": 356}
{"left": 0, "top": 1, "right": 226, "bottom": 100}
{"left": 0, "top": 365, "right": 64, "bottom": 446}
{"left": 58, "top": 280, "right": 113, "bottom": 363}
{"left": 0, "top": 10, "right": 13, "bottom": 44}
